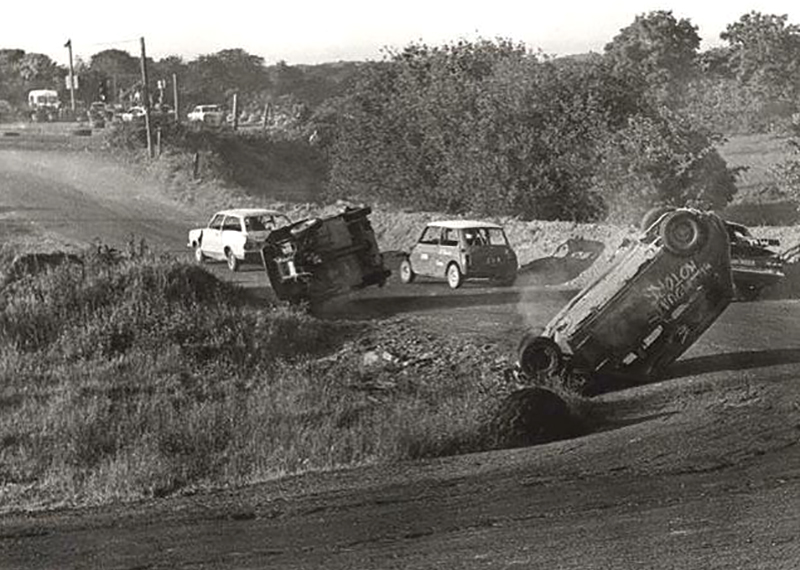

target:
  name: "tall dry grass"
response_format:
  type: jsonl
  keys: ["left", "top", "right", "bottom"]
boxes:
{"left": 0, "top": 247, "right": 506, "bottom": 511}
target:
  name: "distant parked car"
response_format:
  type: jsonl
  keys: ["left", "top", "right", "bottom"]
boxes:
{"left": 120, "top": 106, "right": 146, "bottom": 123}
{"left": 725, "top": 221, "right": 784, "bottom": 301}
{"left": 187, "top": 104, "right": 225, "bottom": 127}
{"left": 188, "top": 208, "right": 292, "bottom": 271}
{"left": 517, "top": 208, "right": 734, "bottom": 392}
{"left": 400, "top": 221, "right": 518, "bottom": 288}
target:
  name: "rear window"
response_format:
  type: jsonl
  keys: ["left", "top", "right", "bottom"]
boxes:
{"left": 464, "top": 228, "right": 508, "bottom": 246}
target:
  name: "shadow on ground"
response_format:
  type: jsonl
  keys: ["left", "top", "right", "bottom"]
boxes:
{"left": 517, "top": 239, "right": 605, "bottom": 287}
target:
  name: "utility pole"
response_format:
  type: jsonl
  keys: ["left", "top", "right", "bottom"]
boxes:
{"left": 172, "top": 73, "right": 179, "bottom": 123}
{"left": 231, "top": 93, "right": 239, "bottom": 131}
{"left": 64, "top": 39, "right": 76, "bottom": 112}
{"left": 139, "top": 37, "right": 153, "bottom": 158}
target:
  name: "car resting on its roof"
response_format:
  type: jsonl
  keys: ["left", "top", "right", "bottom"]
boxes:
{"left": 261, "top": 206, "right": 390, "bottom": 304}
{"left": 517, "top": 208, "right": 734, "bottom": 394}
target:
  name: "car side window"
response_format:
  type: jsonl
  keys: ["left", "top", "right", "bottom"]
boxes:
{"left": 209, "top": 214, "right": 225, "bottom": 230}
{"left": 441, "top": 229, "right": 458, "bottom": 247}
{"left": 419, "top": 227, "right": 440, "bottom": 245}
{"left": 487, "top": 229, "right": 508, "bottom": 246}
{"left": 222, "top": 216, "right": 242, "bottom": 232}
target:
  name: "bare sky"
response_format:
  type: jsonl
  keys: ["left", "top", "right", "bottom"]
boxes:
{"left": 5, "top": 0, "right": 800, "bottom": 66}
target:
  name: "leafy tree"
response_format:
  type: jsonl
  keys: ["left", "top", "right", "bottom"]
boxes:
{"left": 721, "top": 12, "right": 800, "bottom": 88}
{"left": 604, "top": 10, "right": 700, "bottom": 105}
{"left": 186, "top": 48, "right": 269, "bottom": 109}
{"left": 327, "top": 39, "right": 738, "bottom": 222}
{"left": 0, "top": 49, "right": 62, "bottom": 105}
{"left": 593, "top": 107, "right": 739, "bottom": 220}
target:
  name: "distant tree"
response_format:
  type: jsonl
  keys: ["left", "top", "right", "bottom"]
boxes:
{"left": 604, "top": 10, "right": 700, "bottom": 105}
{"left": 187, "top": 48, "right": 269, "bottom": 108}
{"left": 0, "top": 49, "right": 62, "bottom": 104}
{"left": 89, "top": 49, "right": 139, "bottom": 78}
{"left": 720, "top": 12, "right": 800, "bottom": 103}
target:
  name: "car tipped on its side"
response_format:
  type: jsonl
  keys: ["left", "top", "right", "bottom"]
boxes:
{"left": 517, "top": 208, "right": 735, "bottom": 394}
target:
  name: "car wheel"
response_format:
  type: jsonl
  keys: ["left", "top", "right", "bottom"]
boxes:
{"left": 446, "top": 263, "right": 463, "bottom": 289}
{"left": 518, "top": 334, "right": 563, "bottom": 378}
{"left": 226, "top": 249, "right": 240, "bottom": 272}
{"left": 660, "top": 210, "right": 705, "bottom": 256}
{"left": 194, "top": 245, "right": 206, "bottom": 264}
{"left": 399, "top": 258, "right": 415, "bottom": 284}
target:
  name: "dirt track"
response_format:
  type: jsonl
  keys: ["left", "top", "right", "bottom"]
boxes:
{"left": 1, "top": 148, "right": 800, "bottom": 569}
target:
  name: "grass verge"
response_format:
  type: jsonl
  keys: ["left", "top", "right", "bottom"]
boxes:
{"left": 0, "top": 246, "right": 544, "bottom": 512}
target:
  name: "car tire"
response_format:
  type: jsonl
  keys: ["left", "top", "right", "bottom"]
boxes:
{"left": 399, "top": 258, "right": 415, "bottom": 284}
{"left": 226, "top": 249, "right": 240, "bottom": 272}
{"left": 194, "top": 245, "right": 206, "bottom": 264}
{"left": 518, "top": 334, "right": 563, "bottom": 378}
{"left": 660, "top": 210, "right": 705, "bottom": 256}
{"left": 446, "top": 263, "right": 463, "bottom": 289}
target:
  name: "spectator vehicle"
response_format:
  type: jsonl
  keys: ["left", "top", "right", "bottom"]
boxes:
{"left": 188, "top": 209, "right": 292, "bottom": 271}
{"left": 187, "top": 104, "right": 225, "bottom": 127}
{"left": 120, "top": 106, "right": 146, "bottom": 123}
{"left": 399, "top": 221, "right": 518, "bottom": 289}
{"left": 27, "top": 89, "right": 60, "bottom": 122}
{"left": 517, "top": 208, "right": 734, "bottom": 392}
{"left": 725, "top": 221, "right": 784, "bottom": 301}
{"left": 261, "top": 206, "right": 390, "bottom": 304}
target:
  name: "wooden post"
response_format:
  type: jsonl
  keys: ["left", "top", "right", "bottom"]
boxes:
{"left": 65, "top": 39, "right": 76, "bottom": 113}
{"left": 172, "top": 73, "right": 179, "bottom": 123}
{"left": 139, "top": 37, "right": 154, "bottom": 158}
{"left": 261, "top": 102, "right": 270, "bottom": 133}
{"left": 232, "top": 93, "right": 239, "bottom": 131}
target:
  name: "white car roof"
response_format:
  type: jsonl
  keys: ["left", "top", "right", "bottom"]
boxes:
{"left": 215, "top": 208, "right": 286, "bottom": 218}
{"left": 427, "top": 220, "right": 504, "bottom": 230}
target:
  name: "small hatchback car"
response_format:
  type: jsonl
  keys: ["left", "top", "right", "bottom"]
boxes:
{"left": 517, "top": 208, "right": 734, "bottom": 390}
{"left": 400, "top": 221, "right": 518, "bottom": 288}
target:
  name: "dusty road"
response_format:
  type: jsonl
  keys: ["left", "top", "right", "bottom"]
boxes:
{"left": 1, "top": 149, "right": 800, "bottom": 569}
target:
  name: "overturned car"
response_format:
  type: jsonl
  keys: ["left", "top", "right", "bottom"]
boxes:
{"left": 261, "top": 206, "right": 391, "bottom": 304}
{"left": 517, "top": 208, "right": 735, "bottom": 393}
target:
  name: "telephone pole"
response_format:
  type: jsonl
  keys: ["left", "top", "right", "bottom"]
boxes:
{"left": 139, "top": 37, "right": 153, "bottom": 158}
{"left": 64, "top": 39, "right": 76, "bottom": 112}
